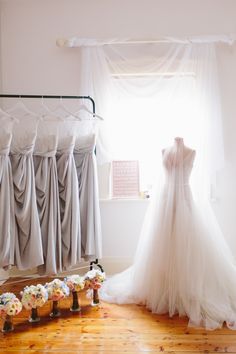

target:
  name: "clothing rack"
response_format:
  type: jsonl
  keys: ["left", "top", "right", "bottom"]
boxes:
{"left": 0, "top": 94, "right": 96, "bottom": 116}
{"left": 0, "top": 93, "right": 104, "bottom": 274}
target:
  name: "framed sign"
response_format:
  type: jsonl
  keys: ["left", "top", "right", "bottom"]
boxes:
{"left": 112, "top": 160, "right": 140, "bottom": 198}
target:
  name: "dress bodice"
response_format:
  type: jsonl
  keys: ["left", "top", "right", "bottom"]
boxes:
{"left": 162, "top": 148, "right": 195, "bottom": 186}
{"left": 74, "top": 134, "right": 96, "bottom": 154}
{"left": 11, "top": 133, "right": 37, "bottom": 155}
{"left": 34, "top": 135, "right": 58, "bottom": 157}
{"left": 57, "top": 135, "right": 75, "bottom": 155}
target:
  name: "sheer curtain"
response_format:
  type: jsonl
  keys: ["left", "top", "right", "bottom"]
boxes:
{"left": 78, "top": 41, "right": 224, "bottom": 200}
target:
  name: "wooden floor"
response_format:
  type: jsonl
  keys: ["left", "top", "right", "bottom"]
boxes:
{"left": 1, "top": 278, "right": 236, "bottom": 353}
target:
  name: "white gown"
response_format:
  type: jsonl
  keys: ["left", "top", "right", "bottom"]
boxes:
{"left": 101, "top": 141, "right": 236, "bottom": 330}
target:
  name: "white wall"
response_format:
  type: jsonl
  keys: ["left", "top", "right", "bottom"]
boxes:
{"left": 1, "top": 0, "right": 236, "bottom": 275}
{"left": 213, "top": 44, "right": 236, "bottom": 254}
{"left": 1, "top": 0, "right": 236, "bottom": 94}
{"left": 0, "top": 4, "right": 2, "bottom": 92}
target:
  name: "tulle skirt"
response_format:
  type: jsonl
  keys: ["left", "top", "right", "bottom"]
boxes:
{"left": 100, "top": 185, "right": 236, "bottom": 330}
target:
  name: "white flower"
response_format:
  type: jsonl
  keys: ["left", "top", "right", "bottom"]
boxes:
{"left": 64, "top": 275, "right": 85, "bottom": 292}
{"left": 84, "top": 269, "right": 106, "bottom": 281}
{"left": 21, "top": 284, "right": 48, "bottom": 310}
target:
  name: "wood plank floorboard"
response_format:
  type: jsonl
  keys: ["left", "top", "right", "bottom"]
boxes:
{"left": 0, "top": 277, "right": 236, "bottom": 353}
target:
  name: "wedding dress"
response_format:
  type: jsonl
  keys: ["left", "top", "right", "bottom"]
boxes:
{"left": 101, "top": 137, "right": 236, "bottom": 330}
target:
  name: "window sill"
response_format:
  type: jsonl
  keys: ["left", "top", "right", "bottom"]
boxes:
{"left": 99, "top": 197, "right": 150, "bottom": 202}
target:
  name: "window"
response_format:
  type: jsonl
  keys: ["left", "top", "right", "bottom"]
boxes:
{"left": 106, "top": 75, "right": 203, "bottom": 191}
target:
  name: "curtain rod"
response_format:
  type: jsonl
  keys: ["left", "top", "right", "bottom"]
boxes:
{"left": 111, "top": 71, "right": 195, "bottom": 78}
{"left": 56, "top": 35, "right": 236, "bottom": 48}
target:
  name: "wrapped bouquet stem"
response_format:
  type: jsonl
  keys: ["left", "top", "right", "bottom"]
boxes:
{"left": 51, "top": 300, "right": 60, "bottom": 318}
{"left": 92, "top": 288, "right": 100, "bottom": 306}
{"left": 2, "top": 314, "right": 14, "bottom": 333}
{"left": 29, "top": 308, "right": 40, "bottom": 323}
{"left": 71, "top": 291, "right": 80, "bottom": 312}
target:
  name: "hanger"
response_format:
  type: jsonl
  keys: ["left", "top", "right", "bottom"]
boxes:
{"left": 50, "top": 97, "right": 82, "bottom": 121}
{"left": 0, "top": 107, "right": 19, "bottom": 122}
{"left": 39, "top": 96, "right": 64, "bottom": 121}
{"left": 40, "top": 96, "right": 52, "bottom": 115}
{"left": 75, "top": 102, "right": 104, "bottom": 120}
{"left": 6, "top": 97, "right": 41, "bottom": 120}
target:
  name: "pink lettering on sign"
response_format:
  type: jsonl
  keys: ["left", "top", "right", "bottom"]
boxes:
{"left": 112, "top": 160, "right": 140, "bottom": 198}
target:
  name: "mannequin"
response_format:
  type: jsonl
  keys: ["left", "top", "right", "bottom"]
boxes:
{"left": 162, "top": 137, "right": 195, "bottom": 159}
{"left": 101, "top": 137, "right": 236, "bottom": 330}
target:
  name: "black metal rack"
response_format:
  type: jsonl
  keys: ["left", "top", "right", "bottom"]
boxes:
{"left": 0, "top": 94, "right": 96, "bottom": 116}
{"left": 0, "top": 93, "right": 104, "bottom": 273}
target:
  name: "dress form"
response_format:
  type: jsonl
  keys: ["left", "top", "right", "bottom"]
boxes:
{"left": 162, "top": 137, "right": 195, "bottom": 158}
{"left": 101, "top": 138, "right": 236, "bottom": 330}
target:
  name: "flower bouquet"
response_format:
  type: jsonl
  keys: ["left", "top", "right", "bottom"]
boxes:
{"left": 45, "top": 279, "right": 69, "bottom": 317}
{"left": 0, "top": 293, "right": 22, "bottom": 332}
{"left": 64, "top": 275, "right": 85, "bottom": 312}
{"left": 84, "top": 269, "right": 106, "bottom": 306}
{"left": 21, "top": 284, "right": 48, "bottom": 322}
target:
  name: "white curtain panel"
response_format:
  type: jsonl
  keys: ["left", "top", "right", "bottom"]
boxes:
{"left": 78, "top": 41, "right": 224, "bottom": 199}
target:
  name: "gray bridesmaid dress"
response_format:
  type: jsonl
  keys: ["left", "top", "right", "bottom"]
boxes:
{"left": 74, "top": 134, "right": 102, "bottom": 261}
{"left": 0, "top": 132, "right": 15, "bottom": 269}
{"left": 11, "top": 133, "right": 44, "bottom": 270}
{"left": 34, "top": 135, "right": 62, "bottom": 275}
{"left": 57, "top": 135, "right": 81, "bottom": 269}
